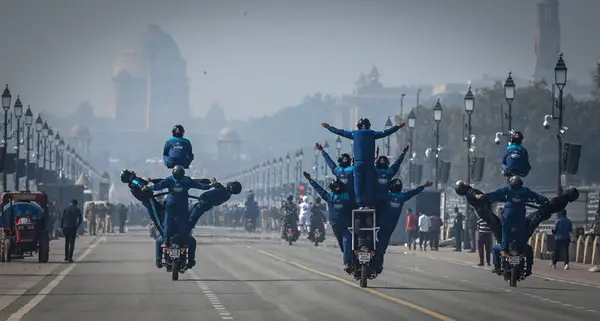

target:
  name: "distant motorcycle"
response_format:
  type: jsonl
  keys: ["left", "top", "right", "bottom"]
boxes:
{"left": 282, "top": 217, "right": 299, "bottom": 246}
{"left": 245, "top": 219, "right": 256, "bottom": 233}
{"left": 308, "top": 217, "right": 326, "bottom": 247}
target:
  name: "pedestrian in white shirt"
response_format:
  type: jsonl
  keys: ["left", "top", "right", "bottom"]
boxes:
{"left": 418, "top": 213, "right": 431, "bottom": 251}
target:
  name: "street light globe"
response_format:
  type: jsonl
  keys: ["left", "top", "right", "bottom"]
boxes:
{"left": 41, "top": 122, "right": 49, "bottom": 137}
{"left": 35, "top": 115, "right": 43, "bottom": 132}
{"left": 335, "top": 136, "right": 342, "bottom": 150}
{"left": 554, "top": 53, "right": 567, "bottom": 89}
{"left": 286, "top": 153, "right": 290, "bottom": 163}
{"left": 298, "top": 149, "right": 304, "bottom": 158}
{"left": 13, "top": 96, "right": 23, "bottom": 119}
{"left": 504, "top": 72, "right": 515, "bottom": 102}
{"left": 54, "top": 131, "right": 61, "bottom": 144}
{"left": 433, "top": 99, "right": 443, "bottom": 122}
{"left": 408, "top": 110, "right": 416, "bottom": 128}
{"left": 384, "top": 117, "right": 393, "bottom": 130}
{"left": 323, "top": 140, "right": 329, "bottom": 152}
{"left": 2, "top": 85, "right": 11, "bottom": 111}
{"left": 24, "top": 106, "right": 33, "bottom": 126}
{"left": 464, "top": 86, "right": 474, "bottom": 113}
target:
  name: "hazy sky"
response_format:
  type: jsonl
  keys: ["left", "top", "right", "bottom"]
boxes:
{"left": 0, "top": 0, "right": 598, "bottom": 120}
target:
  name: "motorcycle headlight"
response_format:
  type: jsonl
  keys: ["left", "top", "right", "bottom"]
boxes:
{"left": 360, "top": 246, "right": 368, "bottom": 252}
{"left": 510, "top": 250, "right": 518, "bottom": 256}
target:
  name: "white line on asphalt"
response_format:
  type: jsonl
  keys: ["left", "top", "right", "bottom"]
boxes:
{"left": 6, "top": 236, "right": 105, "bottom": 321}
{"left": 188, "top": 269, "right": 235, "bottom": 320}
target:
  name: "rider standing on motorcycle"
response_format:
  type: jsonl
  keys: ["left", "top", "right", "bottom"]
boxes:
{"left": 280, "top": 195, "right": 299, "bottom": 239}
{"left": 142, "top": 166, "right": 213, "bottom": 268}
{"left": 373, "top": 179, "right": 432, "bottom": 274}
{"left": 502, "top": 131, "right": 531, "bottom": 178}
{"left": 475, "top": 176, "right": 547, "bottom": 275}
{"left": 316, "top": 143, "right": 355, "bottom": 205}
{"left": 374, "top": 145, "right": 409, "bottom": 213}
{"left": 243, "top": 191, "right": 259, "bottom": 229}
{"left": 308, "top": 197, "right": 327, "bottom": 241}
{"left": 298, "top": 196, "right": 312, "bottom": 235}
{"left": 304, "top": 172, "right": 354, "bottom": 273}
{"left": 163, "top": 124, "right": 194, "bottom": 169}
{"left": 322, "top": 119, "right": 404, "bottom": 208}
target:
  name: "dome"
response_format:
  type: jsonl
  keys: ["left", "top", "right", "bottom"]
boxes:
{"left": 69, "top": 124, "right": 92, "bottom": 138}
{"left": 112, "top": 50, "right": 149, "bottom": 78}
{"left": 218, "top": 127, "right": 240, "bottom": 141}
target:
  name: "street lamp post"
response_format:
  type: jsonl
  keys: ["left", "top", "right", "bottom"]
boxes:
{"left": 295, "top": 151, "right": 300, "bottom": 187}
{"left": 24, "top": 107, "right": 33, "bottom": 190}
{"left": 278, "top": 157, "right": 283, "bottom": 189}
{"left": 335, "top": 136, "right": 342, "bottom": 158}
{"left": 298, "top": 149, "right": 304, "bottom": 185}
{"left": 47, "top": 128, "right": 54, "bottom": 178}
{"left": 400, "top": 93, "right": 406, "bottom": 119}
{"left": 433, "top": 99, "right": 443, "bottom": 189}
{"left": 58, "top": 139, "right": 65, "bottom": 181}
{"left": 13, "top": 97, "right": 23, "bottom": 190}
{"left": 495, "top": 72, "right": 516, "bottom": 144}
{"left": 2, "top": 85, "right": 12, "bottom": 191}
{"left": 54, "top": 132, "right": 61, "bottom": 173}
{"left": 286, "top": 153, "right": 290, "bottom": 188}
{"left": 41, "top": 122, "right": 49, "bottom": 172}
{"left": 464, "top": 87, "right": 475, "bottom": 185}
{"left": 407, "top": 110, "right": 416, "bottom": 187}
{"left": 313, "top": 145, "right": 319, "bottom": 199}
{"left": 384, "top": 117, "right": 392, "bottom": 156}
{"left": 34, "top": 115, "right": 42, "bottom": 180}
{"left": 323, "top": 141, "right": 329, "bottom": 178}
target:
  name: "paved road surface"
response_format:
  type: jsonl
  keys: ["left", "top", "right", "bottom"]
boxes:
{"left": 0, "top": 227, "right": 598, "bottom": 321}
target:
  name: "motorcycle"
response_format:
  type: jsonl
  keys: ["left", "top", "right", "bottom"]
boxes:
{"left": 282, "top": 218, "right": 299, "bottom": 246}
{"left": 245, "top": 219, "right": 256, "bottom": 233}
{"left": 160, "top": 235, "right": 188, "bottom": 281}
{"left": 348, "top": 208, "right": 379, "bottom": 288}
{"left": 497, "top": 240, "right": 528, "bottom": 287}
{"left": 308, "top": 217, "right": 326, "bottom": 247}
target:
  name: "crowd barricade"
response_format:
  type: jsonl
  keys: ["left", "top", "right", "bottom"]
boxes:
{"left": 575, "top": 235, "right": 586, "bottom": 263}
{"left": 590, "top": 236, "right": 600, "bottom": 265}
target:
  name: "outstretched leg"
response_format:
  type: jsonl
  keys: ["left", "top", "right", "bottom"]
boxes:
{"left": 155, "top": 235, "right": 164, "bottom": 267}
{"left": 187, "top": 235, "right": 197, "bottom": 268}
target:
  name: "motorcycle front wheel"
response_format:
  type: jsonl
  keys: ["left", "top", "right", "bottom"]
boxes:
{"left": 172, "top": 259, "right": 180, "bottom": 281}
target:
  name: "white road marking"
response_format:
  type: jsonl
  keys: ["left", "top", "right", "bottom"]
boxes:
{"left": 6, "top": 236, "right": 105, "bottom": 321}
{"left": 188, "top": 269, "right": 234, "bottom": 320}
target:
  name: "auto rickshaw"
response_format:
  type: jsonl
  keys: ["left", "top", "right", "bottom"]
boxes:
{"left": 0, "top": 191, "right": 50, "bottom": 263}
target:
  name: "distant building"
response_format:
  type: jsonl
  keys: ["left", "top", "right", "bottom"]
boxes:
{"left": 112, "top": 25, "right": 190, "bottom": 131}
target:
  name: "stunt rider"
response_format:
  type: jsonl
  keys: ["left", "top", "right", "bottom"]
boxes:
{"left": 316, "top": 143, "right": 355, "bottom": 204}
{"left": 298, "top": 196, "right": 312, "bottom": 235}
{"left": 142, "top": 166, "right": 213, "bottom": 268}
{"left": 243, "top": 190, "right": 259, "bottom": 228}
{"left": 280, "top": 195, "right": 300, "bottom": 239}
{"left": 308, "top": 197, "right": 327, "bottom": 241}
{"left": 373, "top": 179, "right": 432, "bottom": 274}
{"left": 475, "top": 176, "right": 548, "bottom": 276}
{"left": 502, "top": 131, "right": 531, "bottom": 177}
{"left": 188, "top": 179, "right": 242, "bottom": 230}
{"left": 120, "top": 169, "right": 167, "bottom": 234}
{"left": 322, "top": 118, "right": 403, "bottom": 208}
{"left": 304, "top": 172, "right": 354, "bottom": 273}
{"left": 374, "top": 145, "right": 409, "bottom": 213}
{"left": 163, "top": 124, "right": 194, "bottom": 169}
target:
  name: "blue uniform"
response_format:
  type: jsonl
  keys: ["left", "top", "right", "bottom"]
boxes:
{"left": 189, "top": 186, "right": 233, "bottom": 230}
{"left": 483, "top": 186, "right": 547, "bottom": 251}
{"left": 327, "top": 125, "right": 399, "bottom": 207}
{"left": 374, "top": 152, "right": 406, "bottom": 206}
{"left": 163, "top": 137, "right": 194, "bottom": 169}
{"left": 502, "top": 144, "right": 531, "bottom": 177}
{"left": 243, "top": 195, "right": 260, "bottom": 221}
{"left": 321, "top": 151, "right": 355, "bottom": 204}
{"left": 308, "top": 178, "right": 353, "bottom": 265}
{"left": 374, "top": 186, "right": 425, "bottom": 268}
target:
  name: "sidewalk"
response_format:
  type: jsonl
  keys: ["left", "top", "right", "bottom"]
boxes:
{"left": 0, "top": 235, "right": 98, "bottom": 312}
{"left": 389, "top": 245, "right": 600, "bottom": 286}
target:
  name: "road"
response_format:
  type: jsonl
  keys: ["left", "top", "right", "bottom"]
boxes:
{"left": 0, "top": 227, "right": 598, "bottom": 321}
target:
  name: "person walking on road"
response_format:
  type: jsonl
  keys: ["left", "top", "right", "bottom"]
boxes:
{"left": 476, "top": 218, "right": 493, "bottom": 266}
{"left": 429, "top": 213, "right": 443, "bottom": 251}
{"left": 418, "top": 213, "right": 430, "bottom": 251}
{"left": 62, "top": 199, "right": 83, "bottom": 263}
{"left": 453, "top": 207, "right": 464, "bottom": 252}
{"left": 405, "top": 208, "right": 418, "bottom": 251}
{"left": 552, "top": 210, "right": 572, "bottom": 270}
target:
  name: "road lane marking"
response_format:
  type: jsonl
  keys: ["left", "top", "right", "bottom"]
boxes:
{"left": 6, "top": 236, "right": 105, "bottom": 321}
{"left": 188, "top": 269, "right": 235, "bottom": 320}
{"left": 242, "top": 243, "right": 455, "bottom": 321}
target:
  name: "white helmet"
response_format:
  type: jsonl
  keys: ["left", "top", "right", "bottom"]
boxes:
{"left": 302, "top": 196, "right": 308, "bottom": 202}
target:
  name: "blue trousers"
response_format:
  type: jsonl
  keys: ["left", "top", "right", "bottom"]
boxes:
{"left": 189, "top": 200, "right": 214, "bottom": 233}
{"left": 374, "top": 209, "right": 401, "bottom": 267}
{"left": 331, "top": 220, "right": 352, "bottom": 265}
{"left": 493, "top": 243, "right": 533, "bottom": 272}
{"left": 164, "top": 203, "right": 191, "bottom": 243}
{"left": 155, "top": 235, "right": 197, "bottom": 262}
{"left": 353, "top": 160, "right": 376, "bottom": 207}
{"left": 164, "top": 156, "right": 193, "bottom": 169}
{"left": 501, "top": 209, "right": 527, "bottom": 251}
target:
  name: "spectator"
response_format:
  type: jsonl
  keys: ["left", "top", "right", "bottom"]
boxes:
{"left": 467, "top": 209, "right": 478, "bottom": 253}
{"left": 405, "top": 208, "right": 418, "bottom": 251}
{"left": 476, "top": 217, "right": 493, "bottom": 266}
{"left": 418, "top": 213, "right": 431, "bottom": 251}
{"left": 429, "top": 213, "right": 443, "bottom": 251}
{"left": 453, "top": 207, "right": 464, "bottom": 252}
{"left": 61, "top": 199, "right": 83, "bottom": 263}
{"left": 552, "top": 210, "right": 572, "bottom": 270}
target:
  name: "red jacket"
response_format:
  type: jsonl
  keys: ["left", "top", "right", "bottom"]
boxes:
{"left": 406, "top": 213, "right": 418, "bottom": 231}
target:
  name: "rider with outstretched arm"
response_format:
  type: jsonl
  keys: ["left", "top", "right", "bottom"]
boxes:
{"left": 374, "top": 145, "right": 409, "bottom": 213}
{"left": 316, "top": 142, "right": 355, "bottom": 205}
{"left": 280, "top": 195, "right": 300, "bottom": 239}
{"left": 373, "top": 179, "right": 432, "bottom": 274}
{"left": 322, "top": 118, "right": 404, "bottom": 208}
{"left": 309, "top": 197, "right": 328, "bottom": 241}
{"left": 243, "top": 191, "right": 259, "bottom": 226}
{"left": 141, "top": 166, "right": 213, "bottom": 268}
{"left": 304, "top": 171, "right": 354, "bottom": 274}
{"left": 502, "top": 131, "right": 531, "bottom": 178}
{"left": 163, "top": 124, "right": 194, "bottom": 169}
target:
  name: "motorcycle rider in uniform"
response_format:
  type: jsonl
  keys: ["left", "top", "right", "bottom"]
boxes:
{"left": 163, "top": 124, "right": 194, "bottom": 169}
{"left": 243, "top": 191, "right": 259, "bottom": 230}
{"left": 304, "top": 172, "right": 354, "bottom": 273}
{"left": 142, "top": 166, "right": 213, "bottom": 268}
{"left": 475, "top": 176, "right": 548, "bottom": 275}
{"left": 298, "top": 196, "right": 312, "bottom": 235}
{"left": 502, "top": 131, "right": 531, "bottom": 178}
{"left": 322, "top": 118, "right": 404, "bottom": 208}
{"left": 280, "top": 195, "right": 299, "bottom": 239}
{"left": 374, "top": 145, "right": 409, "bottom": 215}
{"left": 373, "top": 179, "right": 433, "bottom": 274}
{"left": 308, "top": 197, "right": 327, "bottom": 241}
{"left": 316, "top": 143, "right": 355, "bottom": 205}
